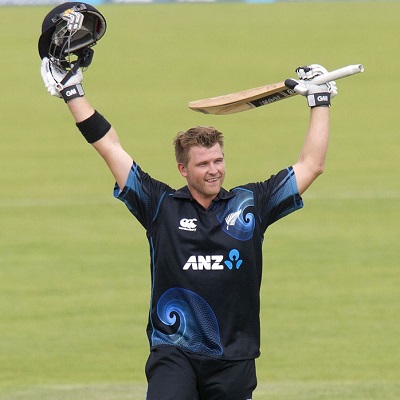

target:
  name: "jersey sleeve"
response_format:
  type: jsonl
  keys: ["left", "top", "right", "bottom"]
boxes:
{"left": 253, "top": 166, "right": 304, "bottom": 231}
{"left": 113, "top": 162, "right": 171, "bottom": 230}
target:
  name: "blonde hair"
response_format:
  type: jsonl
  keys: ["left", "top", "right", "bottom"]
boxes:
{"left": 173, "top": 126, "right": 224, "bottom": 166}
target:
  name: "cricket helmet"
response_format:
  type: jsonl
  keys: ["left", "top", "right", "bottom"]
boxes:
{"left": 38, "top": 2, "right": 107, "bottom": 69}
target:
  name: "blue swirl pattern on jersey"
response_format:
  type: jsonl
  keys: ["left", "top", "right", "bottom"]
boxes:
{"left": 115, "top": 163, "right": 151, "bottom": 214}
{"left": 266, "top": 167, "right": 302, "bottom": 220}
{"left": 216, "top": 188, "right": 255, "bottom": 241}
{"left": 152, "top": 288, "right": 223, "bottom": 356}
{"left": 126, "top": 164, "right": 151, "bottom": 210}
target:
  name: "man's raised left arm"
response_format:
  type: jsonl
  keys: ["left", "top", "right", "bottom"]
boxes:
{"left": 287, "top": 64, "right": 338, "bottom": 195}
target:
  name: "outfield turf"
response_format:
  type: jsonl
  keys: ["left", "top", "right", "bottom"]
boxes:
{"left": 0, "top": 1, "right": 399, "bottom": 399}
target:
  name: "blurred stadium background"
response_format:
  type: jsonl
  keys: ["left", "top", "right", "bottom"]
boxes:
{"left": 0, "top": 0, "right": 399, "bottom": 399}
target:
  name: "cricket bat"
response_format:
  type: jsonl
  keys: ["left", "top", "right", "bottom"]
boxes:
{"left": 189, "top": 64, "right": 364, "bottom": 115}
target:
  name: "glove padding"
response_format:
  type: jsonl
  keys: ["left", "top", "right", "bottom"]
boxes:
{"left": 41, "top": 57, "right": 84, "bottom": 102}
{"left": 296, "top": 64, "right": 329, "bottom": 81}
{"left": 285, "top": 64, "right": 338, "bottom": 107}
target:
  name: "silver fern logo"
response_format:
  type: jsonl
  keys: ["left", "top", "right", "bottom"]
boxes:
{"left": 225, "top": 210, "right": 241, "bottom": 230}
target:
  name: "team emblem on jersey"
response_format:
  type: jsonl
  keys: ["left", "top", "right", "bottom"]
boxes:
{"left": 216, "top": 188, "right": 255, "bottom": 241}
{"left": 225, "top": 210, "right": 242, "bottom": 230}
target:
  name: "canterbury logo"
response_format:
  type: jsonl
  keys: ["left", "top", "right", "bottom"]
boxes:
{"left": 179, "top": 218, "right": 197, "bottom": 232}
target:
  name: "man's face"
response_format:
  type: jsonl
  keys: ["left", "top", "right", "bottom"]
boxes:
{"left": 178, "top": 143, "right": 226, "bottom": 208}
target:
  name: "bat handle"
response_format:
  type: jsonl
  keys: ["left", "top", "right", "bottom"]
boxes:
{"left": 310, "top": 64, "right": 364, "bottom": 85}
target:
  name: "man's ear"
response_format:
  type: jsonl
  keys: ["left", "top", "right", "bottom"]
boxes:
{"left": 177, "top": 163, "right": 187, "bottom": 177}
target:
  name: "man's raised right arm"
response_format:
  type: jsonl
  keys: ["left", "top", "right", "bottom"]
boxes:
{"left": 68, "top": 97, "right": 133, "bottom": 190}
{"left": 41, "top": 58, "right": 133, "bottom": 190}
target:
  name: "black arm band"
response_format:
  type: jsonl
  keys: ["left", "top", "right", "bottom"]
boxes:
{"left": 76, "top": 111, "right": 112, "bottom": 143}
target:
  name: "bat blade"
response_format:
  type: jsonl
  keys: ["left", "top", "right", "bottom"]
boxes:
{"left": 189, "top": 82, "right": 296, "bottom": 115}
{"left": 189, "top": 64, "right": 364, "bottom": 115}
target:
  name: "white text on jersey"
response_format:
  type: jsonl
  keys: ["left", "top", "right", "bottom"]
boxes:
{"left": 183, "top": 255, "right": 224, "bottom": 270}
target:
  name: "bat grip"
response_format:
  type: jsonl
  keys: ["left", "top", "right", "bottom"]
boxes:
{"left": 310, "top": 64, "right": 364, "bottom": 85}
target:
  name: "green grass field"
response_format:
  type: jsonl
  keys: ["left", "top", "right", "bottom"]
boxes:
{"left": 1, "top": 1, "right": 399, "bottom": 399}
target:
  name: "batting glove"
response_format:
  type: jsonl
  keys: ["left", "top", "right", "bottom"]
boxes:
{"left": 41, "top": 57, "right": 84, "bottom": 102}
{"left": 285, "top": 63, "right": 338, "bottom": 108}
{"left": 285, "top": 78, "right": 337, "bottom": 107}
{"left": 297, "top": 64, "right": 338, "bottom": 98}
{"left": 296, "top": 64, "right": 330, "bottom": 81}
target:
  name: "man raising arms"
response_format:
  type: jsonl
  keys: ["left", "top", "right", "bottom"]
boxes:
{"left": 42, "top": 48, "right": 336, "bottom": 400}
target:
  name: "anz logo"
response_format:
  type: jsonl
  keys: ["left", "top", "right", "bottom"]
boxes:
{"left": 182, "top": 249, "right": 243, "bottom": 271}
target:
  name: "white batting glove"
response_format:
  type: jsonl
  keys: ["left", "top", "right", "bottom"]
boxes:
{"left": 285, "top": 63, "right": 338, "bottom": 107}
{"left": 296, "top": 64, "right": 329, "bottom": 81}
{"left": 296, "top": 64, "right": 338, "bottom": 99}
{"left": 40, "top": 57, "right": 84, "bottom": 102}
{"left": 285, "top": 78, "right": 337, "bottom": 107}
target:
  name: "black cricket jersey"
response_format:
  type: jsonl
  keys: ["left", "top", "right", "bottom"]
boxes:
{"left": 114, "top": 162, "right": 303, "bottom": 360}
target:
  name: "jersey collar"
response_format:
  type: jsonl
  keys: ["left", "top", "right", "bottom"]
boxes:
{"left": 173, "top": 186, "right": 235, "bottom": 201}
